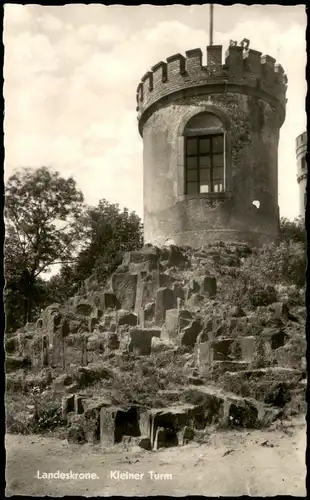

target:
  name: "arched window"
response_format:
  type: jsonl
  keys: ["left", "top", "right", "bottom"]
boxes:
{"left": 184, "top": 112, "right": 225, "bottom": 195}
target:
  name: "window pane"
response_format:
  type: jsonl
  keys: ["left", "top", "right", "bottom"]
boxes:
{"left": 200, "top": 184, "right": 210, "bottom": 193}
{"left": 186, "top": 138, "right": 198, "bottom": 155}
{"left": 187, "top": 182, "right": 198, "bottom": 195}
{"left": 199, "top": 156, "right": 211, "bottom": 168}
{"left": 212, "top": 135, "right": 224, "bottom": 153}
{"left": 213, "top": 154, "right": 223, "bottom": 168}
{"left": 187, "top": 157, "right": 198, "bottom": 169}
{"left": 187, "top": 170, "right": 198, "bottom": 182}
{"left": 199, "top": 138, "right": 210, "bottom": 154}
{"left": 200, "top": 169, "right": 210, "bottom": 182}
{"left": 213, "top": 166, "right": 224, "bottom": 181}
{"left": 213, "top": 183, "right": 224, "bottom": 193}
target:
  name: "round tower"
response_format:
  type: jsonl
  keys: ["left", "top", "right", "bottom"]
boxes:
{"left": 296, "top": 131, "right": 307, "bottom": 216}
{"left": 136, "top": 43, "right": 287, "bottom": 248}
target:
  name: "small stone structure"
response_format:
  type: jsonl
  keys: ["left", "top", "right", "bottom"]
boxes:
{"left": 137, "top": 41, "right": 287, "bottom": 247}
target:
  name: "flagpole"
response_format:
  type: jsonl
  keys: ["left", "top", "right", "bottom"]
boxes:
{"left": 209, "top": 4, "right": 214, "bottom": 46}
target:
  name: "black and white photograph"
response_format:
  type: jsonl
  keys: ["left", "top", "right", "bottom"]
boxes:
{"left": 3, "top": 3, "right": 307, "bottom": 496}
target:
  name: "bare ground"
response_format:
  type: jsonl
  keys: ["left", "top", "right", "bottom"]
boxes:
{"left": 5, "top": 416, "right": 306, "bottom": 497}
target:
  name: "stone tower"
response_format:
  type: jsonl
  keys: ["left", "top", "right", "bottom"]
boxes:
{"left": 136, "top": 42, "right": 287, "bottom": 248}
{"left": 296, "top": 131, "right": 307, "bottom": 216}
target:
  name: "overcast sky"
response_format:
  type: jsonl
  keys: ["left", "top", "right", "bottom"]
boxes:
{"left": 3, "top": 4, "right": 307, "bottom": 221}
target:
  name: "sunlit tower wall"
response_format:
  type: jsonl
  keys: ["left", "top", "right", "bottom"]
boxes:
{"left": 296, "top": 131, "right": 307, "bottom": 216}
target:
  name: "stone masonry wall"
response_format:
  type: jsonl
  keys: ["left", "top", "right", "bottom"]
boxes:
{"left": 142, "top": 92, "right": 281, "bottom": 247}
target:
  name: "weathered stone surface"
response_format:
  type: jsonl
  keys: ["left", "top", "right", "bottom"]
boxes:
{"left": 36, "top": 318, "right": 43, "bottom": 329}
{"left": 209, "top": 360, "right": 249, "bottom": 377}
{"left": 99, "top": 293, "right": 121, "bottom": 311}
{"left": 180, "top": 319, "right": 203, "bottom": 347}
{"left": 86, "top": 334, "right": 105, "bottom": 352}
{"left": 5, "top": 355, "right": 31, "bottom": 372}
{"left": 135, "top": 271, "right": 172, "bottom": 312}
{"left": 275, "top": 340, "right": 306, "bottom": 369}
{"left": 88, "top": 316, "right": 99, "bottom": 333}
{"left": 73, "top": 364, "right": 114, "bottom": 388}
{"left": 197, "top": 338, "right": 234, "bottom": 367}
{"left": 117, "top": 311, "right": 138, "bottom": 327}
{"left": 84, "top": 274, "right": 100, "bottom": 293}
{"left": 160, "top": 245, "right": 189, "bottom": 269}
{"left": 129, "top": 328, "right": 161, "bottom": 355}
{"left": 189, "top": 279, "right": 201, "bottom": 294}
{"left": 107, "top": 333, "right": 120, "bottom": 350}
{"left": 200, "top": 276, "right": 217, "bottom": 298}
{"left": 123, "top": 248, "right": 159, "bottom": 268}
{"left": 271, "top": 302, "right": 289, "bottom": 321}
{"left": 74, "top": 394, "right": 87, "bottom": 415}
{"left": 100, "top": 406, "right": 140, "bottom": 445}
{"left": 173, "top": 283, "right": 186, "bottom": 300}
{"left": 184, "top": 385, "right": 259, "bottom": 428}
{"left": 53, "top": 373, "right": 73, "bottom": 389}
{"left": 177, "top": 426, "right": 195, "bottom": 446}
{"left": 111, "top": 273, "right": 138, "bottom": 310}
{"left": 222, "top": 367, "right": 303, "bottom": 403}
{"left": 163, "top": 309, "right": 192, "bottom": 341}
{"left": 154, "top": 427, "right": 178, "bottom": 450}
{"left": 65, "top": 383, "right": 80, "bottom": 394}
{"left": 228, "top": 306, "right": 246, "bottom": 318}
{"left": 186, "top": 293, "right": 203, "bottom": 309}
{"left": 151, "top": 336, "right": 175, "bottom": 354}
{"left": 62, "top": 394, "right": 75, "bottom": 420}
{"left": 261, "top": 328, "right": 289, "bottom": 350}
{"left": 140, "top": 404, "right": 206, "bottom": 449}
{"left": 74, "top": 303, "right": 93, "bottom": 317}
{"left": 144, "top": 302, "right": 155, "bottom": 321}
{"left": 5, "top": 336, "right": 18, "bottom": 354}
{"left": 238, "top": 336, "right": 257, "bottom": 363}
{"left": 67, "top": 424, "right": 86, "bottom": 444}
{"left": 155, "top": 288, "right": 176, "bottom": 326}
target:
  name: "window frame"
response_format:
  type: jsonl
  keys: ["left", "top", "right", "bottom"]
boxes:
{"left": 185, "top": 133, "right": 225, "bottom": 195}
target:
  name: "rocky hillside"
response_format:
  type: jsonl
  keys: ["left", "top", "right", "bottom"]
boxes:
{"left": 5, "top": 242, "right": 307, "bottom": 451}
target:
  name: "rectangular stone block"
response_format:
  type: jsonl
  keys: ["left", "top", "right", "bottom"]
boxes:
{"left": 155, "top": 288, "right": 177, "bottom": 326}
{"left": 200, "top": 276, "right": 217, "bottom": 298}
{"left": 163, "top": 309, "right": 193, "bottom": 341}
{"left": 74, "top": 394, "right": 87, "bottom": 415}
{"left": 100, "top": 406, "right": 140, "bottom": 445}
{"left": 129, "top": 328, "right": 161, "bottom": 355}
{"left": 61, "top": 394, "right": 75, "bottom": 420}
{"left": 111, "top": 273, "right": 138, "bottom": 310}
{"left": 238, "top": 336, "right": 256, "bottom": 363}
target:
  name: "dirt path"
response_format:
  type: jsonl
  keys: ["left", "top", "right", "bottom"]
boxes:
{"left": 5, "top": 417, "right": 306, "bottom": 497}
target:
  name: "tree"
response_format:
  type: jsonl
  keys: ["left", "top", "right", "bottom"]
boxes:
{"left": 50, "top": 200, "right": 144, "bottom": 297}
{"left": 279, "top": 216, "right": 306, "bottom": 246}
{"left": 5, "top": 166, "right": 84, "bottom": 327}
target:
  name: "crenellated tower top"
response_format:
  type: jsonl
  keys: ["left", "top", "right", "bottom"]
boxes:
{"left": 136, "top": 42, "right": 287, "bottom": 135}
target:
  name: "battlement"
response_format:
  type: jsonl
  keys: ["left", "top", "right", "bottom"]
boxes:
{"left": 136, "top": 44, "right": 287, "bottom": 124}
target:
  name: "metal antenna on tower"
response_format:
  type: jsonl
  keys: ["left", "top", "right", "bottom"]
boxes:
{"left": 209, "top": 4, "right": 214, "bottom": 46}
